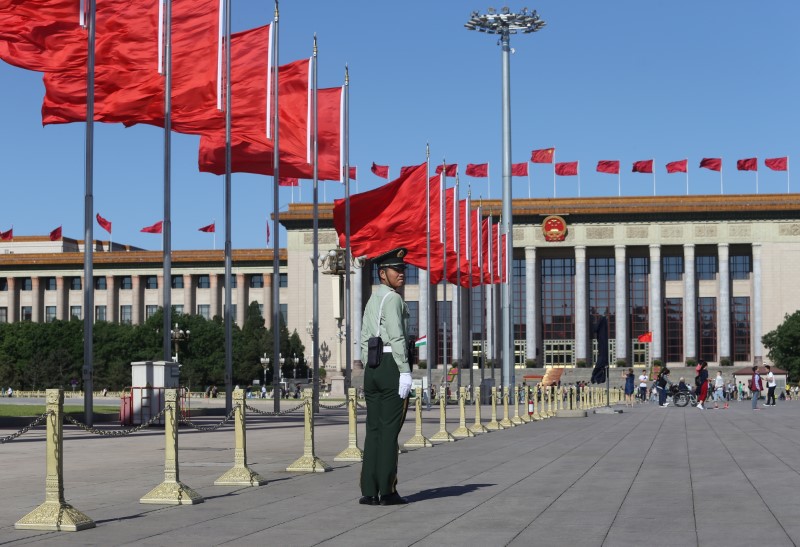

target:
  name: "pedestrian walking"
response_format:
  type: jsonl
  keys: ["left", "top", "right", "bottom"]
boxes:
{"left": 713, "top": 371, "right": 725, "bottom": 409}
{"left": 359, "top": 248, "right": 412, "bottom": 507}
{"left": 695, "top": 361, "right": 709, "bottom": 410}
{"left": 637, "top": 371, "right": 648, "bottom": 403}
{"left": 765, "top": 365, "right": 777, "bottom": 406}
{"left": 657, "top": 368, "right": 671, "bottom": 407}
{"left": 749, "top": 365, "right": 763, "bottom": 410}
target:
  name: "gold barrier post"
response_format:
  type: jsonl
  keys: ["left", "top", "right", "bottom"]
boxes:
{"left": 532, "top": 386, "right": 543, "bottom": 420}
{"left": 485, "top": 386, "right": 503, "bottom": 430}
{"left": 287, "top": 389, "right": 331, "bottom": 472}
{"left": 16, "top": 389, "right": 95, "bottom": 531}
{"left": 511, "top": 386, "right": 524, "bottom": 425}
{"left": 404, "top": 387, "right": 432, "bottom": 448}
{"left": 141, "top": 389, "right": 204, "bottom": 505}
{"left": 499, "top": 386, "right": 515, "bottom": 428}
{"left": 520, "top": 385, "right": 532, "bottom": 423}
{"left": 469, "top": 386, "right": 489, "bottom": 433}
{"left": 215, "top": 389, "right": 267, "bottom": 485}
{"left": 430, "top": 385, "right": 455, "bottom": 442}
{"left": 452, "top": 387, "right": 475, "bottom": 438}
{"left": 335, "top": 388, "right": 364, "bottom": 461}
{"left": 570, "top": 386, "right": 576, "bottom": 410}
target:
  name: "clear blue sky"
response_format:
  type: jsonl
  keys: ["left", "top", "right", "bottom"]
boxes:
{"left": 1, "top": 0, "right": 797, "bottom": 250}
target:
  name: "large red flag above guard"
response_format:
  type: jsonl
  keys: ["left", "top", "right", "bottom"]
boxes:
{"left": 596, "top": 160, "right": 620, "bottom": 174}
{"left": 511, "top": 162, "right": 528, "bottom": 176}
{"left": 49, "top": 226, "right": 62, "bottom": 241}
{"left": 141, "top": 221, "right": 163, "bottom": 234}
{"left": 466, "top": 163, "right": 488, "bottom": 178}
{"left": 765, "top": 157, "right": 788, "bottom": 171}
{"left": 666, "top": 159, "right": 688, "bottom": 173}
{"left": 737, "top": 158, "right": 757, "bottom": 171}
{"left": 632, "top": 160, "right": 654, "bottom": 173}
{"left": 531, "top": 148, "right": 555, "bottom": 163}
{"left": 555, "top": 161, "right": 578, "bottom": 176}
{"left": 96, "top": 213, "right": 112, "bottom": 234}
{"left": 700, "top": 158, "right": 722, "bottom": 171}
{"left": 371, "top": 162, "right": 389, "bottom": 179}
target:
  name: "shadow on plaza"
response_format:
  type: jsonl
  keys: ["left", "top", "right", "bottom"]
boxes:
{"left": 405, "top": 483, "right": 494, "bottom": 502}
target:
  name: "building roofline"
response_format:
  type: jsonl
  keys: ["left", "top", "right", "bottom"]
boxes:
{"left": 0, "top": 248, "right": 286, "bottom": 267}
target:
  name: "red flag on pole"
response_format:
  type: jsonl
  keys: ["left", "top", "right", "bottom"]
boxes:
{"left": 465, "top": 163, "right": 489, "bottom": 177}
{"left": 140, "top": 221, "right": 163, "bottom": 234}
{"left": 198, "top": 223, "right": 215, "bottom": 233}
{"left": 637, "top": 332, "right": 653, "bottom": 343}
{"left": 531, "top": 148, "right": 555, "bottom": 163}
{"left": 765, "top": 157, "right": 788, "bottom": 171}
{"left": 737, "top": 158, "right": 758, "bottom": 171}
{"left": 278, "top": 177, "right": 299, "bottom": 187}
{"left": 96, "top": 213, "right": 112, "bottom": 233}
{"left": 666, "top": 159, "right": 688, "bottom": 173}
{"left": 399, "top": 165, "right": 417, "bottom": 177}
{"left": 435, "top": 163, "right": 458, "bottom": 177}
{"left": 371, "top": 162, "right": 389, "bottom": 179}
{"left": 632, "top": 160, "right": 654, "bottom": 173}
{"left": 511, "top": 162, "right": 528, "bottom": 176}
{"left": 49, "top": 226, "right": 62, "bottom": 241}
{"left": 348, "top": 166, "right": 357, "bottom": 180}
{"left": 700, "top": 158, "right": 722, "bottom": 171}
{"left": 596, "top": 160, "right": 620, "bottom": 174}
{"left": 0, "top": 228, "right": 12, "bottom": 241}
{"left": 555, "top": 161, "right": 578, "bottom": 176}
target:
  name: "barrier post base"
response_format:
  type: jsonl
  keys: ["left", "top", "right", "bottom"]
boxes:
{"left": 334, "top": 446, "right": 364, "bottom": 462}
{"left": 451, "top": 425, "right": 475, "bottom": 438}
{"left": 404, "top": 434, "right": 433, "bottom": 448}
{"left": 286, "top": 455, "right": 331, "bottom": 473}
{"left": 214, "top": 466, "right": 268, "bottom": 486}
{"left": 15, "top": 502, "right": 95, "bottom": 532}
{"left": 140, "top": 480, "right": 204, "bottom": 505}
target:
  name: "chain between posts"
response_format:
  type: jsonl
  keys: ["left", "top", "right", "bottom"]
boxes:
{"left": 179, "top": 406, "right": 238, "bottom": 431}
{"left": 356, "top": 401, "right": 367, "bottom": 410}
{"left": 245, "top": 401, "right": 305, "bottom": 416}
{"left": 318, "top": 401, "right": 347, "bottom": 410}
{"left": 64, "top": 407, "right": 169, "bottom": 437}
{"left": 0, "top": 411, "right": 52, "bottom": 444}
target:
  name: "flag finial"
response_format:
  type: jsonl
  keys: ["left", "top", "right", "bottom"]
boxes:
{"left": 274, "top": 0, "right": 279, "bottom": 20}
{"left": 344, "top": 64, "right": 349, "bottom": 85}
{"left": 426, "top": 143, "right": 430, "bottom": 158}
{"left": 313, "top": 34, "right": 317, "bottom": 56}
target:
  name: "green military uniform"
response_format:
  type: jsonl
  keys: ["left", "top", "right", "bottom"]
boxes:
{"left": 360, "top": 248, "right": 411, "bottom": 503}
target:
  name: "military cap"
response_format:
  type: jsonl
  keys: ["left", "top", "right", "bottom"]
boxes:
{"left": 373, "top": 247, "right": 407, "bottom": 269}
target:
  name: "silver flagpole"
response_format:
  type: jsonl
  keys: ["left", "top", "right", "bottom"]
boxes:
{"left": 653, "top": 158, "right": 656, "bottom": 196}
{"left": 425, "top": 145, "right": 432, "bottom": 407}
{"left": 487, "top": 212, "right": 494, "bottom": 384}
{"left": 162, "top": 0, "right": 173, "bottom": 362}
{"left": 466, "top": 188, "right": 473, "bottom": 394}
{"left": 454, "top": 173, "right": 461, "bottom": 393}
{"left": 478, "top": 202, "right": 485, "bottom": 383}
{"left": 271, "top": 2, "right": 281, "bottom": 413}
{"left": 343, "top": 66, "right": 352, "bottom": 391}
{"left": 83, "top": 0, "right": 97, "bottom": 425}
{"left": 440, "top": 167, "right": 448, "bottom": 395}
{"left": 311, "top": 35, "right": 320, "bottom": 414}
{"left": 223, "top": 0, "right": 233, "bottom": 414}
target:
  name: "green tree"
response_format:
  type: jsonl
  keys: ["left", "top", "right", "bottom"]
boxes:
{"left": 762, "top": 310, "right": 800, "bottom": 382}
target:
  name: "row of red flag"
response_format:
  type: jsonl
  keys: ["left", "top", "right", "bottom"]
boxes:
{"left": 0, "top": 216, "right": 217, "bottom": 242}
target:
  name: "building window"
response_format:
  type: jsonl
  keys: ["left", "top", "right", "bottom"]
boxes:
{"left": 697, "top": 297, "right": 717, "bottom": 361}
{"left": 541, "top": 258, "right": 575, "bottom": 343}
{"left": 120, "top": 305, "right": 132, "bottom": 324}
{"left": 279, "top": 303, "right": 288, "bottom": 326}
{"left": 589, "top": 257, "right": 616, "bottom": 341}
{"left": 279, "top": 273, "right": 288, "bottom": 288}
{"left": 45, "top": 277, "right": 57, "bottom": 291}
{"left": 69, "top": 277, "right": 82, "bottom": 290}
{"left": 732, "top": 296, "right": 751, "bottom": 362}
{"left": 662, "top": 256, "right": 683, "bottom": 281}
{"left": 696, "top": 255, "right": 717, "bottom": 281}
{"left": 436, "top": 301, "right": 452, "bottom": 367}
{"left": 145, "top": 276, "right": 158, "bottom": 290}
{"left": 146, "top": 305, "right": 159, "bottom": 319}
{"left": 250, "top": 274, "right": 264, "bottom": 288}
{"left": 197, "top": 275, "right": 210, "bottom": 289}
{"left": 405, "top": 265, "right": 419, "bottom": 285}
{"left": 45, "top": 306, "right": 57, "bottom": 322}
{"left": 730, "top": 255, "right": 751, "bottom": 280}
{"left": 0, "top": 307, "right": 7, "bottom": 323}
{"left": 197, "top": 304, "right": 211, "bottom": 320}
{"left": 121, "top": 276, "right": 133, "bottom": 290}
{"left": 664, "top": 298, "right": 683, "bottom": 363}
{"left": 471, "top": 286, "right": 483, "bottom": 337}
{"left": 512, "top": 258, "right": 526, "bottom": 358}
{"left": 173, "top": 305, "right": 184, "bottom": 315}
{"left": 222, "top": 274, "right": 237, "bottom": 289}
{"left": 70, "top": 306, "right": 82, "bottom": 320}
{"left": 95, "top": 305, "right": 107, "bottom": 322}
{"left": 406, "top": 301, "right": 419, "bottom": 338}
{"left": 94, "top": 277, "right": 107, "bottom": 290}
{"left": 0, "top": 278, "right": 7, "bottom": 291}
{"left": 230, "top": 304, "right": 237, "bottom": 321}
{"left": 628, "top": 257, "right": 650, "bottom": 348}
{"left": 21, "top": 306, "right": 32, "bottom": 321}
{"left": 22, "top": 278, "right": 32, "bottom": 291}
{"left": 171, "top": 275, "right": 184, "bottom": 289}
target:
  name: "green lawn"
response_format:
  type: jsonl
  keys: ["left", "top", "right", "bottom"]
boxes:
{"left": 0, "top": 405, "right": 119, "bottom": 417}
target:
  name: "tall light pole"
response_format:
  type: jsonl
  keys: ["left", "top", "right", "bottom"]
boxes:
{"left": 465, "top": 7, "right": 545, "bottom": 389}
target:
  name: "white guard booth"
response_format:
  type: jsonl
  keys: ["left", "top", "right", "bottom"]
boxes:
{"left": 129, "top": 360, "right": 181, "bottom": 425}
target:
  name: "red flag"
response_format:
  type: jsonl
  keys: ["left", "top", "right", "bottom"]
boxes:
{"left": 765, "top": 157, "right": 788, "bottom": 171}
{"left": 666, "top": 159, "right": 688, "bottom": 174}
{"left": 632, "top": 160, "right": 654, "bottom": 173}
{"left": 511, "top": 162, "right": 528, "bottom": 176}
{"left": 596, "top": 160, "right": 620, "bottom": 175}
{"left": 737, "top": 158, "right": 757, "bottom": 171}
{"left": 0, "top": 228, "right": 11, "bottom": 241}
{"left": 531, "top": 148, "right": 555, "bottom": 163}
{"left": 140, "top": 221, "right": 163, "bottom": 234}
{"left": 371, "top": 162, "right": 389, "bottom": 179}
{"left": 399, "top": 165, "right": 417, "bottom": 177}
{"left": 198, "top": 223, "right": 215, "bottom": 233}
{"left": 348, "top": 166, "right": 357, "bottom": 181}
{"left": 49, "top": 226, "right": 62, "bottom": 241}
{"left": 555, "top": 161, "right": 578, "bottom": 176}
{"left": 96, "top": 213, "right": 112, "bottom": 234}
{"left": 700, "top": 158, "right": 722, "bottom": 171}
{"left": 435, "top": 163, "right": 458, "bottom": 177}
{"left": 465, "top": 163, "right": 488, "bottom": 178}
{"left": 637, "top": 332, "right": 653, "bottom": 343}
{"left": 278, "top": 177, "right": 299, "bottom": 187}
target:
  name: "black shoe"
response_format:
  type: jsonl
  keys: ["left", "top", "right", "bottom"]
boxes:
{"left": 359, "top": 496, "right": 379, "bottom": 506}
{"left": 379, "top": 492, "right": 409, "bottom": 506}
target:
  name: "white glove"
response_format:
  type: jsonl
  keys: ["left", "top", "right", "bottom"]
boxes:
{"left": 398, "top": 373, "right": 413, "bottom": 399}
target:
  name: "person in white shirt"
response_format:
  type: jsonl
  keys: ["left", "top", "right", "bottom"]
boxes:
{"left": 713, "top": 371, "right": 726, "bottom": 409}
{"left": 638, "top": 373, "right": 648, "bottom": 403}
{"left": 765, "top": 365, "right": 777, "bottom": 406}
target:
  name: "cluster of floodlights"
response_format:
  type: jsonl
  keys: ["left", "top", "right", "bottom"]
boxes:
{"left": 464, "top": 7, "right": 546, "bottom": 34}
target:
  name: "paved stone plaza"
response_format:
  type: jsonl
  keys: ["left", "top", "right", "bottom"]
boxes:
{"left": 2, "top": 398, "right": 799, "bottom": 546}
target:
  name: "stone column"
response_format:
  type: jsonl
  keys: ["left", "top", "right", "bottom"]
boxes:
{"left": 649, "top": 245, "right": 662, "bottom": 362}
{"left": 56, "top": 276, "right": 67, "bottom": 321}
{"left": 574, "top": 246, "right": 587, "bottom": 364}
{"left": 132, "top": 275, "right": 142, "bottom": 325}
{"left": 614, "top": 245, "right": 628, "bottom": 365}
{"left": 717, "top": 243, "right": 730, "bottom": 363}
{"left": 485, "top": 280, "right": 494, "bottom": 361}
{"left": 106, "top": 275, "right": 118, "bottom": 323}
{"left": 236, "top": 273, "right": 247, "bottom": 326}
{"left": 683, "top": 244, "right": 696, "bottom": 361}
{"left": 7, "top": 277, "right": 18, "bottom": 322}
{"left": 451, "top": 287, "right": 460, "bottom": 366}
{"left": 417, "top": 268, "right": 427, "bottom": 363}
{"left": 31, "top": 276, "right": 42, "bottom": 323}
{"left": 752, "top": 243, "right": 763, "bottom": 365}
{"left": 525, "top": 246, "right": 536, "bottom": 362}
{"left": 262, "top": 273, "right": 273, "bottom": 330}
{"left": 210, "top": 274, "right": 220, "bottom": 319}
{"left": 183, "top": 274, "right": 194, "bottom": 317}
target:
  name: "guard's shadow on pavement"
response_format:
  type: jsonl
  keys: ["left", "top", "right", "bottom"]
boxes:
{"left": 406, "top": 484, "right": 494, "bottom": 502}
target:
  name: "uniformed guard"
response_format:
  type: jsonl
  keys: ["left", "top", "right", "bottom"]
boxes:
{"left": 359, "top": 247, "right": 413, "bottom": 506}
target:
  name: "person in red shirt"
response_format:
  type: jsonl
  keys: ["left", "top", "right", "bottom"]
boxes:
{"left": 696, "top": 361, "right": 709, "bottom": 409}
